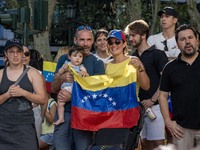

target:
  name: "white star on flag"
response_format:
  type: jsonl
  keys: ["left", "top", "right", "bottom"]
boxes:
{"left": 108, "top": 97, "right": 113, "bottom": 101}
{"left": 103, "top": 93, "right": 108, "bottom": 98}
{"left": 84, "top": 96, "right": 88, "bottom": 100}
{"left": 112, "top": 101, "right": 117, "bottom": 106}
{"left": 92, "top": 94, "right": 97, "bottom": 99}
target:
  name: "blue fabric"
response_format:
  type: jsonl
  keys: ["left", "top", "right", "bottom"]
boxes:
{"left": 168, "top": 95, "right": 173, "bottom": 113}
{"left": 73, "top": 129, "right": 93, "bottom": 150}
{"left": 53, "top": 111, "right": 75, "bottom": 150}
{"left": 43, "top": 71, "right": 55, "bottom": 82}
{"left": 40, "top": 133, "right": 54, "bottom": 145}
{"left": 72, "top": 82, "right": 138, "bottom": 112}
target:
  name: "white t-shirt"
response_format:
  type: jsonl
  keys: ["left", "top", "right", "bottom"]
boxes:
{"left": 148, "top": 32, "right": 180, "bottom": 59}
{"left": 93, "top": 53, "right": 113, "bottom": 64}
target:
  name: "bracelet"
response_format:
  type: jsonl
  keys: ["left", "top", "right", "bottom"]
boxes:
{"left": 138, "top": 69, "right": 144, "bottom": 72}
{"left": 150, "top": 99, "right": 156, "bottom": 104}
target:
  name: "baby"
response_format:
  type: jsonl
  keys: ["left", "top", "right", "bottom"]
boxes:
{"left": 54, "top": 46, "right": 88, "bottom": 125}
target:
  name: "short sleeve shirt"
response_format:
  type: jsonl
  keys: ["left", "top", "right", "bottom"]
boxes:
{"left": 160, "top": 52, "right": 200, "bottom": 129}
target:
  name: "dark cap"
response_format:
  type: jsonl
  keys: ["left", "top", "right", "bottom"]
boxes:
{"left": 106, "top": 29, "right": 126, "bottom": 41}
{"left": 4, "top": 38, "right": 22, "bottom": 51}
{"left": 157, "top": 7, "right": 178, "bottom": 18}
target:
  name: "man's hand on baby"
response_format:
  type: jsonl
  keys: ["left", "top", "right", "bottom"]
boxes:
{"left": 60, "top": 72, "right": 74, "bottom": 82}
{"left": 58, "top": 89, "right": 71, "bottom": 103}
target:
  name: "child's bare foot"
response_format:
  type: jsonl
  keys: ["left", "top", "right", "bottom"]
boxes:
{"left": 54, "top": 118, "right": 65, "bottom": 125}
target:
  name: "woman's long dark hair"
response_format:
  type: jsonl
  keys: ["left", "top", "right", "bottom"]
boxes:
{"left": 29, "top": 49, "right": 43, "bottom": 71}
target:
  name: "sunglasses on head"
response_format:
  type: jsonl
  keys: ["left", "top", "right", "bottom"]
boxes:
{"left": 76, "top": 25, "right": 92, "bottom": 31}
{"left": 24, "top": 51, "right": 30, "bottom": 57}
{"left": 107, "top": 39, "right": 122, "bottom": 46}
{"left": 162, "top": 40, "right": 168, "bottom": 51}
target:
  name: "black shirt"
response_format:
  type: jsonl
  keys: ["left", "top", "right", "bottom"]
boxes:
{"left": 0, "top": 65, "right": 34, "bottom": 125}
{"left": 160, "top": 51, "right": 200, "bottom": 129}
{"left": 132, "top": 45, "right": 168, "bottom": 103}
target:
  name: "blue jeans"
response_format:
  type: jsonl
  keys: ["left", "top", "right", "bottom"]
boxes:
{"left": 53, "top": 111, "right": 75, "bottom": 150}
{"left": 73, "top": 129, "right": 93, "bottom": 150}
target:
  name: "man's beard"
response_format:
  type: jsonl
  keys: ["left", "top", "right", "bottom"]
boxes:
{"left": 132, "top": 37, "right": 142, "bottom": 48}
{"left": 182, "top": 45, "right": 197, "bottom": 58}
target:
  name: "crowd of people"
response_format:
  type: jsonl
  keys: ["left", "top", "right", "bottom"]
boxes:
{"left": 0, "top": 5, "right": 200, "bottom": 150}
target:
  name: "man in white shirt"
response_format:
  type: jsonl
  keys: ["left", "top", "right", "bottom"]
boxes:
{"left": 148, "top": 6, "right": 180, "bottom": 61}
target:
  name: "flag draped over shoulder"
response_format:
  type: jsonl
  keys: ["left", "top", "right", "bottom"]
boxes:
{"left": 43, "top": 61, "right": 57, "bottom": 93}
{"left": 71, "top": 58, "right": 140, "bottom": 131}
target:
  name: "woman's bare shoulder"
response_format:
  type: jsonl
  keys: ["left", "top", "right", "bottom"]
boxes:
{"left": 0, "top": 68, "right": 4, "bottom": 83}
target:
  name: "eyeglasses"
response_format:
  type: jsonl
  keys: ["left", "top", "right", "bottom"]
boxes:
{"left": 24, "top": 51, "right": 30, "bottom": 57}
{"left": 76, "top": 25, "right": 92, "bottom": 31}
{"left": 107, "top": 39, "right": 122, "bottom": 46}
{"left": 162, "top": 40, "right": 168, "bottom": 51}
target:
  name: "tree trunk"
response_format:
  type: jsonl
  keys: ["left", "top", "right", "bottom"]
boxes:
{"left": 28, "top": 0, "right": 56, "bottom": 61}
{"left": 33, "top": 31, "right": 52, "bottom": 61}
{"left": 126, "top": 0, "right": 141, "bottom": 21}
{"left": 48, "top": 0, "right": 56, "bottom": 32}
{"left": 149, "top": 0, "right": 161, "bottom": 35}
{"left": 186, "top": 0, "right": 200, "bottom": 31}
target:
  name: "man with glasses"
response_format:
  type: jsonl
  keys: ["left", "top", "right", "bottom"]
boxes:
{"left": 52, "top": 25, "right": 105, "bottom": 150}
{"left": 148, "top": 6, "right": 180, "bottom": 61}
{"left": 125, "top": 20, "right": 168, "bottom": 150}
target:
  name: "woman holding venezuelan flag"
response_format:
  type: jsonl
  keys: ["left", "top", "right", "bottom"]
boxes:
{"left": 106, "top": 29, "right": 150, "bottom": 91}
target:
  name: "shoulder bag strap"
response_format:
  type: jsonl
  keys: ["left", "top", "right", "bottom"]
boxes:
{"left": 14, "top": 67, "right": 31, "bottom": 86}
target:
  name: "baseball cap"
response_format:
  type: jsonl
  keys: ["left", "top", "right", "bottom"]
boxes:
{"left": 4, "top": 38, "right": 22, "bottom": 51}
{"left": 157, "top": 7, "right": 179, "bottom": 18}
{"left": 107, "top": 29, "right": 126, "bottom": 41}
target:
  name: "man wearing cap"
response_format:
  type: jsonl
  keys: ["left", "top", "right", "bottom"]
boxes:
{"left": 0, "top": 39, "right": 46, "bottom": 149}
{"left": 148, "top": 6, "right": 180, "bottom": 61}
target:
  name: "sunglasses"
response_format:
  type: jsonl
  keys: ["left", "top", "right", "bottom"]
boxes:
{"left": 24, "top": 51, "right": 30, "bottom": 57}
{"left": 107, "top": 39, "right": 122, "bottom": 46}
{"left": 76, "top": 25, "right": 92, "bottom": 31}
{"left": 162, "top": 40, "right": 168, "bottom": 51}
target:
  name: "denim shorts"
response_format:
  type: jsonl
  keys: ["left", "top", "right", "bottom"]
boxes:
{"left": 40, "top": 133, "right": 54, "bottom": 145}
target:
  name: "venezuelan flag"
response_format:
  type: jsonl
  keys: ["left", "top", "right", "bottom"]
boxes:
{"left": 71, "top": 58, "right": 140, "bottom": 131}
{"left": 43, "top": 61, "right": 57, "bottom": 93}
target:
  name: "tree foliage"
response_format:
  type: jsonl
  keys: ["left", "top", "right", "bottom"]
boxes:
{"left": 1, "top": 0, "right": 200, "bottom": 60}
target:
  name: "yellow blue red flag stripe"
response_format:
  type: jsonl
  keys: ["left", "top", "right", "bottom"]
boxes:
{"left": 70, "top": 58, "right": 140, "bottom": 131}
{"left": 43, "top": 61, "right": 57, "bottom": 93}
{"left": 43, "top": 61, "right": 57, "bottom": 82}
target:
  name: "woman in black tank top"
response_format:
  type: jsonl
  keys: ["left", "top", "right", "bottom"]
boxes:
{"left": 0, "top": 39, "right": 46, "bottom": 150}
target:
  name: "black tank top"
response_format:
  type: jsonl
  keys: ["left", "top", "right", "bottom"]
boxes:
{"left": 0, "top": 65, "right": 35, "bottom": 124}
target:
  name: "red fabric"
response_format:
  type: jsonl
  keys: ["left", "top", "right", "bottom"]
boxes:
{"left": 71, "top": 106, "right": 140, "bottom": 131}
{"left": 45, "top": 82, "right": 52, "bottom": 93}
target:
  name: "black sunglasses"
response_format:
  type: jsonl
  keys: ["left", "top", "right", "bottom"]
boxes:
{"left": 24, "top": 51, "right": 30, "bottom": 57}
{"left": 162, "top": 40, "right": 168, "bottom": 51}
{"left": 107, "top": 39, "right": 122, "bottom": 46}
{"left": 76, "top": 25, "right": 92, "bottom": 31}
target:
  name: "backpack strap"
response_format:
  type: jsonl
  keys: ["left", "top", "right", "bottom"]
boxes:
{"left": 14, "top": 67, "right": 30, "bottom": 86}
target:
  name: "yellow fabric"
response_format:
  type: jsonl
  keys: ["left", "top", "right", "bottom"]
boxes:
{"left": 41, "top": 98, "right": 57, "bottom": 134}
{"left": 70, "top": 58, "right": 137, "bottom": 91}
{"left": 43, "top": 61, "right": 57, "bottom": 72}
